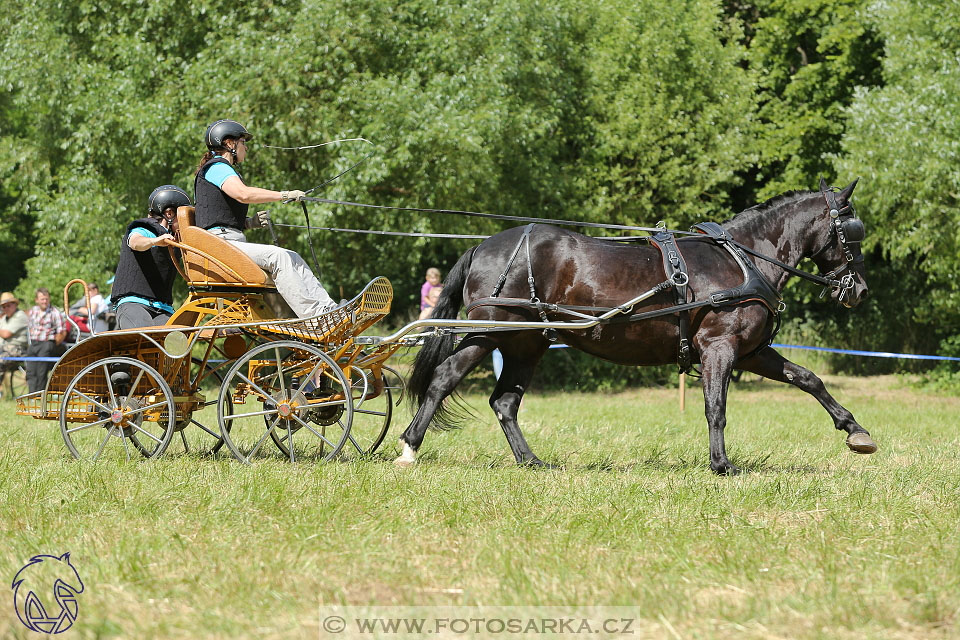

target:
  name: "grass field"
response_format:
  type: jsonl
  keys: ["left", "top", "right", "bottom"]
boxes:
{"left": 1, "top": 374, "right": 958, "bottom": 638}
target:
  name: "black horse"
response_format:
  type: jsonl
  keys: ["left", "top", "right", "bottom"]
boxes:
{"left": 396, "top": 179, "right": 876, "bottom": 474}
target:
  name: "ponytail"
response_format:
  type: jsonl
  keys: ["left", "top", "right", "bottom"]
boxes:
{"left": 195, "top": 151, "right": 216, "bottom": 176}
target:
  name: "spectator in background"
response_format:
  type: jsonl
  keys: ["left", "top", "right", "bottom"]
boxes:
{"left": 420, "top": 267, "right": 442, "bottom": 318}
{"left": 419, "top": 284, "right": 443, "bottom": 320}
{"left": 0, "top": 292, "right": 29, "bottom": 386}
{"left": 26, "top": 287, "right": 68, "bottom": 392}
{"left": 68, "top": 282, "right": 104, "bottom": 334}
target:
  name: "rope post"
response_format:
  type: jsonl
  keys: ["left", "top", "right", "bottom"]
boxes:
{"left": 679, "top": 372, "right": 686, "bottom": 412}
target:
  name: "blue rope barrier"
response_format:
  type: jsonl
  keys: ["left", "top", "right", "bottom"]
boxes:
{"left": 770, "top": 343, "right": 960, "bottom": 362}
{"left": 491, "top": 343, "right": 959, "bottom": 378}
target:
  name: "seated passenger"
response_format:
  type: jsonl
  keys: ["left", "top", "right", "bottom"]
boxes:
{"left": 194, "top": 119, "right": 336, "bottom": 318}
{"left": 112, "top": 185, "right": 190, "bottom": 329}
{"left": 0, "top": 291, "right": 29, "bottom": 370}
{"left": 68, "top": 282, "right": 104, "bottom": 334}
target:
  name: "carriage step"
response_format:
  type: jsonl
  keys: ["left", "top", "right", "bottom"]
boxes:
{"left": 16, "top": 391, "right": 58, "bottom": 419}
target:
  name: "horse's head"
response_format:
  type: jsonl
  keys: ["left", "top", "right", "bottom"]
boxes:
{"left": 808, "top": 178, "right": 868, "bottom": 308}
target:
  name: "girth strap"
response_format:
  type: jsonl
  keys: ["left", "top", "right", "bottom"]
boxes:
{"left": 649, "top": 230, "right": 693, "bottom": 372}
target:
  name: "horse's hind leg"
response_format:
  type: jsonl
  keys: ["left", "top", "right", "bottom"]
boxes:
{"left": 736, "top": 347, "right": 877, "bottom": 453}
{"left": 489, "top": 344, "right": 550, "bottom": 466}
{"left": 395, "top": 340, "right": 493, "bottom": 466}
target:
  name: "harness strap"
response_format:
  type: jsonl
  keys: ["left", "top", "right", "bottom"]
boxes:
{"left": 693, "top": 219, "right": 838, "bottom": 290}
{"left": 523, "top": 228, "right": 556, "bottom": 340}
{"left": 490, "top": 223, "right": 534, "bottom": 298}
{"left": 465, "top": 292, "right": 752, "bottom": 325}
{"left": 649, "top": 230, "right": 693, "bottom": 372}
{"left": 486, "top": 224, "right": 556, "bottom": 341}
{"left": 467, "top": 297, "right": 623, "bottom": 316}
{"left": 690, "top": 223, "right": 782, "bottom": 313}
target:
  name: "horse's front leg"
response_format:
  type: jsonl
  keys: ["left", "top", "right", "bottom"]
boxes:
{"left": 699, "top": 340, "right": 741, "bottom": 475}
{"left": 395, "top": 342, "right": 492, "bottom": 467}
{"left": 736, "top": 347, "right": 877, "bottom": 453}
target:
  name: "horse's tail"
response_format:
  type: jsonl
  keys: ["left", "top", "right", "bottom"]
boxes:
{"left": 407, "top": 246, "right": 475, "bottom": 429}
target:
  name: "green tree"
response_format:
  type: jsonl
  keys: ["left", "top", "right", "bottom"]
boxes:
{"left": 727, "top": 0, "right": 883, "bottom": 203}
{"left": 835, "top": 0, "right": 960, "bottom": 365}
{"left": 1, "top": 0, "right": 757, "bottom": 313}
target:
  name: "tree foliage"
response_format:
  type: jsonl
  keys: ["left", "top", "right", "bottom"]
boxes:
{"left": 836, "top": 0, "right": 960, "bottom": 325}
{"left": 1, "top": 0, "right": 753, "bottom": 304}
{"left": 0, "top": 0, "right": 956, "bottom": 375}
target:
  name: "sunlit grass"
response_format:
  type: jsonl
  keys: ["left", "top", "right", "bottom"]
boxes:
{"left": 1, "top": 376, "right": 958, "bottom": 638}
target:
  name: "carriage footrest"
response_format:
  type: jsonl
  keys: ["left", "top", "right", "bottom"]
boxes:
{"left": 252, "top": 276, "right": 394, "bottom": 345}
{"left": 16, "top": 391, "right": 58, "bottom": 419}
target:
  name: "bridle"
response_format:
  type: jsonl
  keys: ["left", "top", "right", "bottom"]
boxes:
{"left": 715, "top": 185, "right": 865, "bottom": 305}
{"left": 810, "top": 184, "right": 865, "bottom": 302}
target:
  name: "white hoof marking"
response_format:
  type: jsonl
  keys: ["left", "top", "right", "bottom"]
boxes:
{"left": 394, "top": 441, "right": 417, "bottom": 467}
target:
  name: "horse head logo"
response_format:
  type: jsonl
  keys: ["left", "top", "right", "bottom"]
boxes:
{"left": 11, "top": 553, "right": 84, "bottom": 634}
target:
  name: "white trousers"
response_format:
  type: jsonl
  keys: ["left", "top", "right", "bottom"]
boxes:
{"left": 208, "top": 228, "right": 334, "bottom": 318}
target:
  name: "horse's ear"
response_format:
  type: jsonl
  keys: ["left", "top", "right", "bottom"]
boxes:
{"left": 838, "top": 178, "right": 859, "bottom": 202}
{"left": 59, "top": 552, "right": 71, "bottom": 562}
{"left": 819, "top": 176, "right": 828, "bottom": 192}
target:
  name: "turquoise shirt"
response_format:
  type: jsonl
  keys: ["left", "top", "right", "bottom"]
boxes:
{"left": 204, "top": 156, "right": 241, "bottom": 188}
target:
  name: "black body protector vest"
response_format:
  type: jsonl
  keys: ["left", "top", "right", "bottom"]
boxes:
{"left": 194, "top": 156, "right": 249, "bottom": 230}
{"left": 111, "top": 217, "right": 178, "bottom": 306}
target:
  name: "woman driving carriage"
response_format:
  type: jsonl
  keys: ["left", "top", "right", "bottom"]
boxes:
{"left": 112, "top": 185, "right": 190, "bottom": 329}
{"left": 193, "top": 119, "right": 337, "bottom": 318}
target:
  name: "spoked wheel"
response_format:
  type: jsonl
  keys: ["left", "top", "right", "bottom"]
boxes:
{"left": 175, "top": 357, "right": 234, "bottom": 455}
{"left": 218, "top": 341, "right": 353, "bottom": 464}
{"left": 59, "top": 357, "right": 176, "bottom": 461}
{"left": 341, "top": 365, "right": 404, "bottom": 457}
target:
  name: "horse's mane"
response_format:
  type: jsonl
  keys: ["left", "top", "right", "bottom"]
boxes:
{"left": 723, "top": 190, "right": 815, "bottom": 227}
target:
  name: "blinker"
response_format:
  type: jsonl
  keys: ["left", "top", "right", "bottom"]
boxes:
{"left": 840, "top": 217, "right": 865, "bottom": 243}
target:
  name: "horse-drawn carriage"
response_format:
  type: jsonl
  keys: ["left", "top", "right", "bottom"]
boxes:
{"left": 18, "top": 179, "right": 878, "bottom": 473}
{"left": 16, "top": 206, "right": 406, "bottom": 463}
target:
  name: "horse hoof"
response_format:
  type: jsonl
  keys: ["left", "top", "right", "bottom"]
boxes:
{"left": 394, "top": 441, "right": 418, "bottom": 467}
{"left": 712, "top": 463, "right": 742, "bottom": 476}
{"left": 521, "top": 457, "right": 560, "bottom": 470}
{"left": 846, "top": 432, "right": 878, "bottom": 454}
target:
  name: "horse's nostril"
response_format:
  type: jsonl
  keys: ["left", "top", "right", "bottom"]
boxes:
{"left": 860, "top": 289, "right": 869, "bottom": 301}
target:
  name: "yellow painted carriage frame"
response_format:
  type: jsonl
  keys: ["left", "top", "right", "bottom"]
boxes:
{"left": 18, "top": 206, "right": 404, "bottom": 462}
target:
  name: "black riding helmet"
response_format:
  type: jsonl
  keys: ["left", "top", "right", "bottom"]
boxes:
{"left": 205, "top": 119, "right": 253, "bottom": 151}
{"left": 148, "top": 185, "right": 191, "bottom": 219}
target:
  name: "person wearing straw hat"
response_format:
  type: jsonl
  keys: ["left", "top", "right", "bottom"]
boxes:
{"left": 0, "top": 291, "right": 28, "bottom": 394}
{"left": 193, "top": 118, "right": 337, "bottom": 318}
{"left": 0, "top": 291, "right": 29, "bottom": 374}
